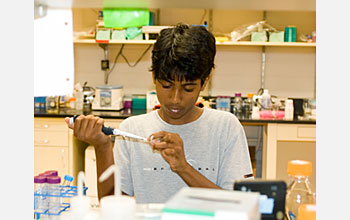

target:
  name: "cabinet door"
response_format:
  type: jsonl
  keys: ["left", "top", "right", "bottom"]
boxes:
{"left": 34, "top": 146, "right": 69, "bottom": 177}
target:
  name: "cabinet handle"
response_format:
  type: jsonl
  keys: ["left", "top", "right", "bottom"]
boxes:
{"left": 61, "top": 149, "right": 66, "bottom": 168}
{"left": 43, "top": 139, "right": 49, "bottom": 144}
{"left": 43, "top": 124, "right": 49, "bottom": 128}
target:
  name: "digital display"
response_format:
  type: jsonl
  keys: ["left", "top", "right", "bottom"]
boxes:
{"left": 259, "top": 194, "right": 275, "bottom": 214}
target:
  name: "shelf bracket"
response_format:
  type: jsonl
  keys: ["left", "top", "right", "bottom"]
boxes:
{"left": 208, "top": 9, "right": 213, "bottom": 32}
{"left": 98, "top": 43, "right": 109, "bottom": 84}
{"left": 261, "top": 46, "right": 266, "bottom": 89}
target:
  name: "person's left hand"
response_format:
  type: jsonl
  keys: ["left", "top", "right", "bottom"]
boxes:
{"left": 148, "top": 131, "right": 188, "bottom": 172}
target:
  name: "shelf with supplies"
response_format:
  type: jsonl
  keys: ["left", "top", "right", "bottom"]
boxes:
{"left": 73, "top": 38, "right": 316, "bottom": 47}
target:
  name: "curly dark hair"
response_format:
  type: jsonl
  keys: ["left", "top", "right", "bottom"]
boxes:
{"left": 150, "top": 23, "right": 216, "bottom": 86}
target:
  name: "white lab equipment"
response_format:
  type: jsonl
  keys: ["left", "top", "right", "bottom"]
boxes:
{"left": 99, "top": 164, "right": 136, "bottom": 220}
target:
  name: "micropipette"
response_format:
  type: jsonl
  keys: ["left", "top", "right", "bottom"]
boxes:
{"left": 69, "top": 115, "right": 147, "bottom": 142}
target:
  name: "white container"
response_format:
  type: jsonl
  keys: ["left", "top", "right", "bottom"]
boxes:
{"left": 75, "top": 90, "right": 84, "bottom": 111}
{"left": 284, "top": 99, "right": 294, "bottom": 120}
{"left": 251, "top": 106, "right": 260, "bottom": 120}
{"left": 261, "top": 89, "right": 271, "bottom": 110}
{"left": 100, "top": 195, "right": 136, "bottom": 220}
{"left": 99, "top": 164, "right": 136, "bottom": 220}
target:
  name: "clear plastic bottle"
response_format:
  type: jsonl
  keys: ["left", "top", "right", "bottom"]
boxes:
{"left": 285, "top": 160, "right": 315, "bottom": 220}
{"left": 261, "top": 89, "right": 272, "bottom": 110}
{"left": 242, "top": 93, "right": 254, "bottom": 119}
{"left": 47, "top": 176, "right": 61, "bottom": 217}
{"left": 232, "top": 93, "right": 243, "bottom": 118}
{"left": 34, "top": 175, "right": 47, "bottom": 213}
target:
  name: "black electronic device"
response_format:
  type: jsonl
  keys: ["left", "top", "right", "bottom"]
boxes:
{"left": 234, "top": 180, "right": 287, "bottom": 220}
{"left": 101, "top": 59, "right": 109, "bottom": 71}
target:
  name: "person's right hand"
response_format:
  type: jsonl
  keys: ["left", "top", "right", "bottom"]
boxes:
{"left": 64, "top": 115, "right": 110, "bottom": 148}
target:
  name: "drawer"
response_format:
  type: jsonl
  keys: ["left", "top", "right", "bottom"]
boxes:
{"left": 277, "top": 124, "right": 316, "bottom": 141}
{"left": 297, "top": 126, "right": 316, "bottom": 139}
{"left": 34, "top": 130, "right": 68, "bottom": 146}
{"left": 34, "top": 117, "right": 68, "bottom": 132}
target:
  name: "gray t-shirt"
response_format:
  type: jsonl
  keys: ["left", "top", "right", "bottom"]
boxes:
{"left": 113, "top": 107, "right": 253, "bottom": 203}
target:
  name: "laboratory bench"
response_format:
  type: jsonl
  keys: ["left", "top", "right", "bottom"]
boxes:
{"left": 34, "top": 108, "right": 316, "bottom": 205}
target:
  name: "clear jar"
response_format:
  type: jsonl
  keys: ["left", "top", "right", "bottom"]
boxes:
{"left": 216, "top": 96, "right": 231, "bottom": 112}
{"left": 232, "top": 93, "right": 242, "bottom": 118}
{"left": 34, "top": 175, "right": 47, "bottom": 213}
{"left": 285, "top": 160, "right": 315, "bottom": 220}
{"left": 242, "top": 93, "right": 254, "bottom": 119}
{"left": 47, "top": 176, "right": 61, "bottom": 217}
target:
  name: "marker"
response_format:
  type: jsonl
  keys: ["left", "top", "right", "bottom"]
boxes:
{"left": 69, "top": 115, "right": 147, "bottom": 142}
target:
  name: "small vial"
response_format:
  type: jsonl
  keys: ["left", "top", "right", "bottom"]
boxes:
{"left": 34, "top": 175, "right": 47, "bottom": 213}
{"left": 47, "top": 176, "right": 61, "bottom": 217}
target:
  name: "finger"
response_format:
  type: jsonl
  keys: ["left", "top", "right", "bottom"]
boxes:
{"left": 149, "top": 131, "right": 167, "bottom": 140}
{"left": 64, "top": 117, "right": 73, "bottom": 129}
{"left": 160, "top": 148, "right": 175, "bottom": 160}
{"left": 152, "top": 141, "right": 169, "bottom": 150}
{"left": 73, "top": 115, "right": 85, "bottom": 136}
{"left": 161, "top": 148, "right": 175, "bottom": 156}
{"left": 86, "top": 115, "right": 98, "bottom": 131}
{"left": 95, "top": 118, "right": 104, "bottom": 131}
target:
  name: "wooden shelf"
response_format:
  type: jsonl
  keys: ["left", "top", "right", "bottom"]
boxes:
{"left": 216, "top": 41, "right": 316, "bottom": 47}
{"left": 73, "top": 38, "right": 316, "bottom": 47}
{"left": 73, "top": 38, "right": 156, "bottom": 45}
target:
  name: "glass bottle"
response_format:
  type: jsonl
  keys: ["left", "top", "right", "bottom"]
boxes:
{"left": 242, "top": 93, "right": 254, "bottom": 119}
{"left": 285, "top": 160, "right": 315, "bottom": 220}
{"left": 232, "top": 93, "right": 242, "bottom": 118}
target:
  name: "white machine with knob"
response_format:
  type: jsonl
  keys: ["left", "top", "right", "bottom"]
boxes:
{"left": 92, "top": 85, "right": 123, "bottom": 111}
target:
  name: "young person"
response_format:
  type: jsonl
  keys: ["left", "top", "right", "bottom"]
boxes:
{"left": 65, "top": 23, "right": 253, "bottom": 204}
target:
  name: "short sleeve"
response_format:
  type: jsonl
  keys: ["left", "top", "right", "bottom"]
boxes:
{"left": 217, "top": 116, "right": 254, "bottom": 190}
{"left": 113, "top": 121, "right": 134, "bottom": 196}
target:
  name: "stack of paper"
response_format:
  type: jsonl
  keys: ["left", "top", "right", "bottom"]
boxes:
{"left": 161, "top": 187, "right": 261, "bottom": 220}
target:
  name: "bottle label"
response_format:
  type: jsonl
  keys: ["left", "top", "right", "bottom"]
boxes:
{"left": 288, "top": 211, "right": 297, "bottom": 220}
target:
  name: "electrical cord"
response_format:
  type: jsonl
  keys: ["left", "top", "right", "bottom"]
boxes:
{"left": 105, "top": 44, "right": 125, "bottom": 83}
{"left": 105, "top": 44, "right": 152, "bottom": 84}
{"left": 121, "top": 44, "right": 153, "bottom": 67}
{"left": 199, "top": 9, "right": 207, "bottom": 24}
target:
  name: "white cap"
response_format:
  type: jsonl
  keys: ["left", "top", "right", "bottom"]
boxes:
{"left": 285, "top": 99, "right": 293, "bottom": 108}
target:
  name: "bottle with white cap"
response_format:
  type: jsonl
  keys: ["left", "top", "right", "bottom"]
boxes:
{"left": 99, "top": 164, "right": 136, "bottom": 220}
{"left": 284, "top": 99, "right": 294, "bottom": 120}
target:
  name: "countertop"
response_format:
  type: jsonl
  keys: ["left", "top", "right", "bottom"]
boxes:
{"left": 34, "top": 108, "right": 316, "bottom": 125}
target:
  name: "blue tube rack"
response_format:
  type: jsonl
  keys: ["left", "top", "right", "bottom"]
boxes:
{"left": 34, "top": 185, "right": 88, "bottom": 219}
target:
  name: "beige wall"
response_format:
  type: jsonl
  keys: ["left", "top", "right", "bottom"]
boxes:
{"left": 73, "top": 9, "right": 316, "bottom": 98}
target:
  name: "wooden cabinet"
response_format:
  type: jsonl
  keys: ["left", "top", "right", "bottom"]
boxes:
{"left": 263, "top": 123, "right": 316, "bottom": 192}
{"left": 84, "top": 118, "right": 123, "bottom": 206}
{"left": 34, "top": 117, "right": 71, "bottom": 177}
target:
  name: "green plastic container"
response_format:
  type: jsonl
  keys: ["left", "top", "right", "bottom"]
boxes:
{"left": 132, "top": 95, "right": 146, "bottom": 110}
{"left": 284, "top": 26, "right": 296, "bottom": 42}
{"left": 103, "top": 9, "right": 150, "bottom": 28}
